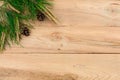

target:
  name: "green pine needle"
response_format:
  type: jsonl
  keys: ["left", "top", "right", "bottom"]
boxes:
{"left": 0, "top": 0, "right": 58, "bottom": 51}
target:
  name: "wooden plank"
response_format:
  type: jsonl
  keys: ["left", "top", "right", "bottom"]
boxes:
{"left": 2, "top": 0, "right": 120, "bottom": 53}
{"left": 0, "top": 54, "right": 120, "bottom": 80}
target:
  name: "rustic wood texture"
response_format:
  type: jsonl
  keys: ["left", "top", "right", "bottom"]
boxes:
{"left": 0, "top": 54, "right": 120, "bottom": 80}
{"left": 3, "top": 0, "right": 120, "bottom": 53}
{"left": 0, "top": 0, "right": 120, "bottom": 79}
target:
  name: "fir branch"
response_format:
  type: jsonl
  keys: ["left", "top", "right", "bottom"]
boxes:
{"left": 0, "top": 0, "right": 58, "bottom": 51}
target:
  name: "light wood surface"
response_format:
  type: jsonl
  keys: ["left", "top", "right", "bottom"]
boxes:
{"left": 3, "top": 0, "right": 120, "bottom": 53}
{"left": 0, "top": 0, "right": 120, "bottom": 80}
{"left": 0, "top": 54, "right": 120, "bottom": 80}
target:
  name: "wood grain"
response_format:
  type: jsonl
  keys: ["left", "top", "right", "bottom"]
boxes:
{"left": 0, "top": 1, "right": 120, "bottom": 79}
{"left": 0, "top": 54, "right": 120, "bottom": 80}
{"left": 2, "top": 0, "right": 120, "bottom": 53}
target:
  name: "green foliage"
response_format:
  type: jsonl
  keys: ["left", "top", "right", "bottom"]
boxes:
{"left": 0, "top": 0, "right": 57, "bottom": 51}
{"left": 0, "top": 8, "right": 20, "bottom": 50}
{"left": 1, "top": 0, "right": 58, "bottom": 22}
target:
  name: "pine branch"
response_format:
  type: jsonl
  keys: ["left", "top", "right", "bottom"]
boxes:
{"left": 0, "top": 0, "right": 58, "bottom": 51}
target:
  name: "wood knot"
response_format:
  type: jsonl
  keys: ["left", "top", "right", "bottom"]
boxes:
{"left": 107, "top": 2, "right": 120, "bottom": 17}
{"left": 50, "top": 32, "right": 62, "bottom": 41}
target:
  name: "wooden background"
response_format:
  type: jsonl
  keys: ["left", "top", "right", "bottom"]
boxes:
{"left": 0, "top": 0, "right": 120, "bottom": 80}
{"left": 3, "top": 0, "right": 120, "bottom": 54}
